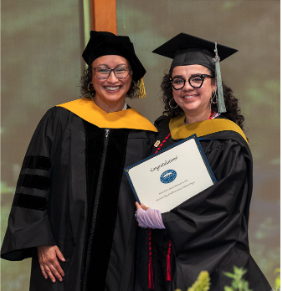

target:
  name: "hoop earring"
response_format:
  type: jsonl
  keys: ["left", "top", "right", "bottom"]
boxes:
{"left": 88, "top": 83, "right": 94, "bottom": 92}
{"left": 210, "top": 91, "right": 217, "bottom": 111}
{"left": 212, "top": 91, "right": 218, "bottom": 103}
{"left": 169, "top": 99, "right": 178, "bottom": 109}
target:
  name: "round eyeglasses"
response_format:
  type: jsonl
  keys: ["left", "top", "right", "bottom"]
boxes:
{"left": 93, "top": 65, "right": 131, "bottom": 79}
{"left": 171, "top": 74, "right": 214, "bottom": 90}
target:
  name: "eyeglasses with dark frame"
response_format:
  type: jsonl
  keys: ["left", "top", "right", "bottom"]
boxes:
{"left": 93, "top": 65, "right": 131, "bottom": 79}
{"left": 170, "top": 74, "right": 214, "bottom": 90}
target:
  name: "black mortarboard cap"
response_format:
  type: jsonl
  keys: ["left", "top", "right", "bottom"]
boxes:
{"left": 83, "top": 31, "right": 146, "bottom": 81}
{"left": 152, "top": 33, "right": 238, "bottom": 72}
{"left": 153, "top": 33, "right": 238, "bottom": 113}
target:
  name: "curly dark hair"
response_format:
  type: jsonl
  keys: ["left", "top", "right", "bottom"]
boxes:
{"left": 80, "top": 65, "right": 140, "bottom": 99}
{"left": 161, "top": 70, "right": 245, "bottom": 130}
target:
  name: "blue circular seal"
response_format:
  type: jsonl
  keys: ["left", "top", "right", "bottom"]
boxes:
{"left": 160, "top": 169, "right": 177, "bottom": 184}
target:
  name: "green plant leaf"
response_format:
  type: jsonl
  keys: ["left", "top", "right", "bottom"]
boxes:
{"left": 224, "top": 266, "right": 253, "bottom": 291}
{"left": 275, "top": 276, "right": 280, "bottom": 289}
{"left": 223, "top": 272, "right": 236, "bottom": 279}
{"left": 187, "top": 271, "right": 210, "bottom": 291}
{"left": 232, "top": 281, "right": 239, "bottom": 288}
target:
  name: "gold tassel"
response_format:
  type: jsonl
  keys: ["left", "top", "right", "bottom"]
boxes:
{"left": 138, "top": 77, "right": 146, "bottom": 98}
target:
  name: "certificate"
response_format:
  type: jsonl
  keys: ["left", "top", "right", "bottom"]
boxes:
{"left": 124, "top": 134, "right": 217, "bottom": 213}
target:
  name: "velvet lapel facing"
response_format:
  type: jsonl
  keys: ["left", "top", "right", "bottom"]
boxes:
{"left": 82, "top": 120, "right": 130, "bottom": 291}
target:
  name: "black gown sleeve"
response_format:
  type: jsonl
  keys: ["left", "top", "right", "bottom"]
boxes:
{"left": 1, "top": 107, "right": 62, "bottom": 261}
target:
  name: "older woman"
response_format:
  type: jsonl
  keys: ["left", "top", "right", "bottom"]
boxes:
{"left": 135, "top": 33, "right": 271, "bottom": 291}
{"left": 1, "top": 31, "right": 157, "bottom": 291}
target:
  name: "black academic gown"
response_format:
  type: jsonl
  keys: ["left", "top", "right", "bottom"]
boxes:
{"left": 1, "top": 104, "right": 156, "bottom": 291}
{"left": 135, "top": 115, "right": 271, "bottom": 291}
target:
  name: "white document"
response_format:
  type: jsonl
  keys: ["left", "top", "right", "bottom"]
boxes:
{"left": 125, "top": 135, "right": 216, "bottom": 213}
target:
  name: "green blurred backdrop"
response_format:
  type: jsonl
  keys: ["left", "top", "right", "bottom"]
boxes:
{"left": 1, "top": 0, "right": 279, "bottom": 289}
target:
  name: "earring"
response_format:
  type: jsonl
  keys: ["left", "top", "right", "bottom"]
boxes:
{"left": 88, "top": 83, "right": 94, "bottom": 92}
{"left": 210, "top": 91, "right": 217, "bottom": 111}
{"left": 169, "top": 99, "right": 178, "bottom": 109}
{"left": 211, "top": 91, "right": 218, "bottom": 104}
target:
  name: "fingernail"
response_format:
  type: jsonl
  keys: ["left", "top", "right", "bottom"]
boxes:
{"left": 52, "top": 279, "right": 55, "bottom": 283}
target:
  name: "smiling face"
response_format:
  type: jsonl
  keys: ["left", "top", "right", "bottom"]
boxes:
{"left": 171, "top": 64, "right": 216, "bottom": 119}
{"left": 91, "top": 55, "right": 132, "bottom": 111}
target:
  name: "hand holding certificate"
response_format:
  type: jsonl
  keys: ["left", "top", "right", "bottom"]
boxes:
{"left": 125, "top": 134, "right": 217, "bottom": 213}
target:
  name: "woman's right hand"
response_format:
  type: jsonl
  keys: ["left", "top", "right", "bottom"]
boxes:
{"left": 37, "top": 245, "right": 65, "bottom": 282}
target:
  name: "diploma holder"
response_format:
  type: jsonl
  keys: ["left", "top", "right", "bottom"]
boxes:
{"left": 124, "top": 134, "right": 217, "bottom": 213}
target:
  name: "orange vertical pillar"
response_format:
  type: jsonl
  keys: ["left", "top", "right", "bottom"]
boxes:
{"left": 90, "top": 0, "right": 117, "bottom": 35}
